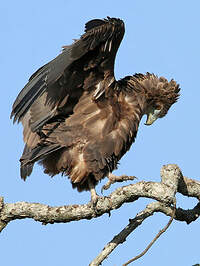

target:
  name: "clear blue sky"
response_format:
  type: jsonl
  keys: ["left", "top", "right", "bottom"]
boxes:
{"left": 1, "top": 1, "right": 200, "bottom": 265}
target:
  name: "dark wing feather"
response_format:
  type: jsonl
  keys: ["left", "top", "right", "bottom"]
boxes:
{"left": 11, "top": 17, "right": 125, "bottom": 135}
{"left": 85, "top": 19, "right": 107, "bottom": 32}
{"left": 11, "top": 17, "right": 125, "bottom": 180}
{"left": 10, "top": 47, "right": 73, "bottom": 125}
{"left": 11, "top": 69, "right": 48, "bottom": 123}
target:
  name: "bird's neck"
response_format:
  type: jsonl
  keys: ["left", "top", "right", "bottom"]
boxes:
{"left": 117, "top": 73, "right": 160, "bottom": 114}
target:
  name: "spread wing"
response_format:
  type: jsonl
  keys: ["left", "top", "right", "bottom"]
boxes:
{"left": 11, "top": 17, "right": 125, "bottom": 137}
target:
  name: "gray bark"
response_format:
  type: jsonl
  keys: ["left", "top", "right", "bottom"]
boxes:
{"left": 1, "top": 164, "right": 200, "bottom": 265}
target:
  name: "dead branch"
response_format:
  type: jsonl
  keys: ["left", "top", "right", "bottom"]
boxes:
{"left": 122, "top": 203, "right": 176, "bottom": 266}
{"left": 0, "top": 164, "right": 200, "bottom": 265}
{"left": 89, "top": 164, "right": 199, "bottom": 266}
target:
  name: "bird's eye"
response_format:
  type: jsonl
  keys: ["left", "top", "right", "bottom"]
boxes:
{"left": 154, "top": 104, "right": 161, "bottom": 110}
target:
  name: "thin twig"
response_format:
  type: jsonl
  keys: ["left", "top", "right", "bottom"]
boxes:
{"left": 123, "top": 200, "right": 176, "bottom": 266}
{"left": 0, "top": 165, "right": 199, "bottom": 266}
{"left": 89, "top": 202, "right": 157, "bottom": 266}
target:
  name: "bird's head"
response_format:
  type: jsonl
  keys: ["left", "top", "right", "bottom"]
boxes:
{"left": 118, "top": 73, "right": 180, "bottom": 125}
{"left": 143, "top": 75, "right": 180, "bottom": 125}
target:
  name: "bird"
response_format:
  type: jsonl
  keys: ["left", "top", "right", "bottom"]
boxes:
{"left": 11, "top": 17, "right": 180, "bottom": 203}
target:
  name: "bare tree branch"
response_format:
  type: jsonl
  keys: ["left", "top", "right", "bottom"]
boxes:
{"left": 89, "top": 201, "right": 169, "bottom": 266}
{"left": 1, "top": 164, "right": 200, "bottom": 264}
{"left": 123, "top": 202, "right": 176, "bottom": 266}
{"left": 90, "top": 164, "right": 180, "bottom": 265}
{"left": 89, "top": 200, "right": 200, "bottom": 266}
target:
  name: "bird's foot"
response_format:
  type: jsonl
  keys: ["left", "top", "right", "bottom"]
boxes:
{"left": 88, "top": 176, "right": 114, "bottom": 215}
{"left": 90, "top": 194, "right": 112, "bottom": 217}
{"left": 101, "top": 173, "right": 137, "bottom": 194}
{"left": 90, "top": 193, "right": 103, "bottom": 216}
{"left": 88, "top": 179, "right": 101, "bottom": 215}
{"left": 90, "top": 192, "right": 99, "bottom": 208}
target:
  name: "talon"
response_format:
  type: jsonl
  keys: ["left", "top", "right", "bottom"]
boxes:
{"left": 90, "top": 194, "right": 99, "bottom": 207}
{"left": 90, "top": 196, "right": 100, "bottom": 215}
{"left": 102, "top": 173, "right": 137, "bottom": 192}
{"left": 101, "top": 184, "right": 110, "bottom": 194}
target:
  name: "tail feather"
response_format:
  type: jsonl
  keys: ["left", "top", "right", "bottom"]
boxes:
{"left": 20, "top": 144, "right": 62, "bottom": 180}
{"left": 20, "top": 163, "right": 34, "bottom": 181}
{"left": 20, "top": 145, "right": 34, "bottom": 180}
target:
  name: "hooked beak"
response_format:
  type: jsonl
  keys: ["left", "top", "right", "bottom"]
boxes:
{"left": 144, "top": 112, "right": 158, "bottom": 126}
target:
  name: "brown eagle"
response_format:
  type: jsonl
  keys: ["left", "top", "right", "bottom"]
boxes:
{"left": 11, "top": 17, "right": 180, "bottom": 202}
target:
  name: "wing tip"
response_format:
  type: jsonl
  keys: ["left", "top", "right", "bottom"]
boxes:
{"left": 10, "top": 111, "right": 19, "bottom": 124}
{"left": 85, "top": 17, "right": 124, "bottom": 33}
{"left": 85, "top": 19, "right": 105, "bottom": 32}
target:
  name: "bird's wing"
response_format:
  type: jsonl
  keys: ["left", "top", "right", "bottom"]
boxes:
{"left": 11, "top": 17, "right": 125, "bottom": 134}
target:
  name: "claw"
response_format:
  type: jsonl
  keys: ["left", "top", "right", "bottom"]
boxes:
{"left": 101, "top": 173, "right": 137, "bottom": 193}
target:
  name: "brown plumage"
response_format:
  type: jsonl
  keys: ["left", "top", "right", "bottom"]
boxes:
{"left": 11, "top": 17, "right": 180, "bottom": 198}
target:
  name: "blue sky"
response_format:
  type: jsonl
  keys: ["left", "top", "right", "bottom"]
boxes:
{"left": 1, "top": 1, "right": 200, "bottom": 265}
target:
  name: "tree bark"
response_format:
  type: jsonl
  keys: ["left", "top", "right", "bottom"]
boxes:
{"left": 1, "top": 164, "right": 200, "bottom": 265}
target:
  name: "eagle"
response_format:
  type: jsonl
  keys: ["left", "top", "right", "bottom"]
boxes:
{"left": 11, "top": 17, "right": 180, "bottom": 203}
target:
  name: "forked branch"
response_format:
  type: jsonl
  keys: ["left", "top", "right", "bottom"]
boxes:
{"left": 0, "top": 164, "right": 200, "bottom": 265}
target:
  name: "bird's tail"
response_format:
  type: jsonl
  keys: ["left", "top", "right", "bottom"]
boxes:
{"left": 20, "top": 145, "right": 34, "bottom": 180}
{"left": 20, "top": 144, "right": 62, "bottom": 180}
